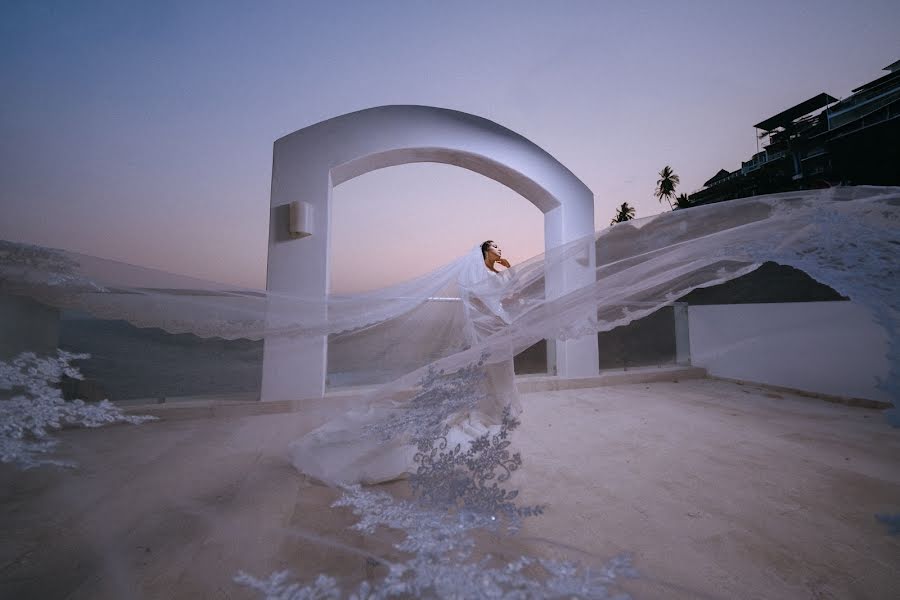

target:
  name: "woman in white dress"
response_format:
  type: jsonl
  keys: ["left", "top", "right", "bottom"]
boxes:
{"left": 289, "top": 240, "right": 523, "bottom": 485}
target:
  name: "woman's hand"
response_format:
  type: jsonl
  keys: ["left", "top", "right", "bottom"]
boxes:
{"left": 498, "top": 258, "right": 511, "bottom": 269}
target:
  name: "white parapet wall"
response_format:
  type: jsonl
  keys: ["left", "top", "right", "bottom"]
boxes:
{"left": 688, "top": 301, "right": 891, "bottom": 403}
{"left": 0, "top": 295, "right": 60, "bottom": 360}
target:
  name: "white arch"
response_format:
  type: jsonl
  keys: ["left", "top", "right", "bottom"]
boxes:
{"left": 262, "top": 105, "right": 597, "bottom": 400}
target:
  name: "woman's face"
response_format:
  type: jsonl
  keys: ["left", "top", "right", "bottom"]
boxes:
{"left": 486, "top": 241, "right": 502, "bottom": 259}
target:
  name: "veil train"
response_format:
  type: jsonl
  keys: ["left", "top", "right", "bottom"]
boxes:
{"left": 2, "top": 186, "right": 899, "bottom": 597}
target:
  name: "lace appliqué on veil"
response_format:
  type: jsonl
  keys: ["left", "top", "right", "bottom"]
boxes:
{"left": 0, "top": 241, "right": 79, "bottom": 281}
{"left": 241, "top": 353, "right": 635, "bottom": 598}
{"left": 0, "top": 350, "right": 155, "bottom": 469}
{"left": 239, "top": 433, "right": 634, "bottom": 600}
{"left": 362, "top": 354, "right": 491, "bottom": 444}
{"left": 410, "top": 405, "right": 544, "bottom": 526}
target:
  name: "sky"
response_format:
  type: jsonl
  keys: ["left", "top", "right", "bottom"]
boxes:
{"left": 1, "top": 0, "right": 898, "bottom": 293}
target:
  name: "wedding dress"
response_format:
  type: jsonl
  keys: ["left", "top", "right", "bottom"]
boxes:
{"left": 289, "top": 244, "right": 522, "bottom": 484}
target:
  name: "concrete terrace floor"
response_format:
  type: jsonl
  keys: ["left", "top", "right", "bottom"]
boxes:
{"left": 1, "top": 378, "right": 898, "bottom": 599}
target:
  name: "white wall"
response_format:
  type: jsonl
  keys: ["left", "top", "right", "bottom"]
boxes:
{"left": 688, "top": 301, "right": 891, "bottom": 403}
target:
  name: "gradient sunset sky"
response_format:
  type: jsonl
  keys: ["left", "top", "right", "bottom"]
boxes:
{"left": 2, "top": 0, "right": 898, "bottom": 292}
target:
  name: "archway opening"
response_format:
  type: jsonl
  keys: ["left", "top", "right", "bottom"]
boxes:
{"left": 262, "top": 105, "right": 599, "bottom": 401}
{"left": 330, "top": 163, "right": 543, "bottom": 294}
{"left": 327, "top": 162, "right": 547, "bottom": 387}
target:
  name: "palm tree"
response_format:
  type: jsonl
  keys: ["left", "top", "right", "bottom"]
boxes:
{"left": 610, "top": 202, "right": 636, "bottom": 225}
{"left": 654, "top": 166, "right": 680, "bottom": 209}
{"left": 673, "top": 193, "right": 692, "bottom": 210}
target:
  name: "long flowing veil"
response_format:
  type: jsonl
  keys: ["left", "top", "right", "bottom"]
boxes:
{"left": 2, "top": 186, "right": 898, "bottom": 597}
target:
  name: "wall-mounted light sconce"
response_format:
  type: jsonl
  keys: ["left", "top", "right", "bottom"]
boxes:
{"left": 288, "top": 201, "right": 313, "bottom": 238}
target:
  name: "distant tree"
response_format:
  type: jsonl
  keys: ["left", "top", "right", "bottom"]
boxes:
{"left": 673, "top": 193, "right": 692, "bottom": 210}
{"left": 654, "top": 165, "right": 680, "bottom": 209}
{"left": 610, "top": 202, "right": 636, "bottom": 225}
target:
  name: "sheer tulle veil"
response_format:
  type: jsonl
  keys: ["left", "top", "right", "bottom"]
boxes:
{"left": 3, "top": 186, "right": 898, "bottom": 468}
{"left": 2, "top": 186, "right": 899, "bottom": 597}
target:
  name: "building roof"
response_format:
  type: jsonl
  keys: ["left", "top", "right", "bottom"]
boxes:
{"left": 884, "top": 59, "right": 900, "bottom": 73}
{"left": 753, "top": 93, "right": 838, "bottom": 132}
{"left": 703, "top": 169, "right": 732, "bottom": 188}
{"left": 850, "top": 68, "right": 900, "bottom": 94}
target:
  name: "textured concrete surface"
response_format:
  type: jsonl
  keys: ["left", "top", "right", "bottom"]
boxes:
{"left": 514, "top": 379, "right": 900, "bottom": 599}
{"left": 1, "top": 379, "right": 898, "bottom": 599}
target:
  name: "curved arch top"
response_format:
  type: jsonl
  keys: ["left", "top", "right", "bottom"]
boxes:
{"left": 262, "top": 105, "right": 599, "bottom": 400}
{"left": 273, "top": 105, "right": 591, "bottom": 214}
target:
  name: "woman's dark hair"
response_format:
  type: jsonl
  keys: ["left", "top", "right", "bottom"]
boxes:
{"left": 480, "top": 240, "right": 494, "bottom": 259}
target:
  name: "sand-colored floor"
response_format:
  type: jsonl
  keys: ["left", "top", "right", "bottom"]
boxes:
{"left": 1, "top": 378, "right": 898, "bottom": 599}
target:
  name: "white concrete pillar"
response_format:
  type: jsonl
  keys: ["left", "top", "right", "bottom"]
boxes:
{"left": 543, "top": 202, "right": 599, "bottom": 378}
{"left": 261, "top": 166, "right": 332, "bottom": 400}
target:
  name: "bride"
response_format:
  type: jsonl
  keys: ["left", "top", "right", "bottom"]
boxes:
{"left": 289, "top": 239, "right": 523, "bottom": 484}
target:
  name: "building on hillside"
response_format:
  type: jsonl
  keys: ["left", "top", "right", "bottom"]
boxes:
{"left": 691, "top": 61, "right": 900, "bottom": 205}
